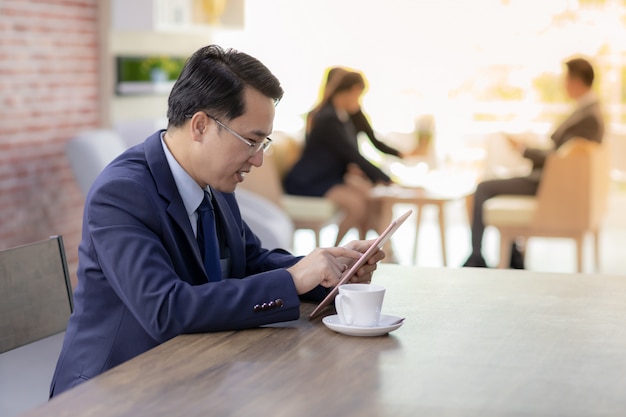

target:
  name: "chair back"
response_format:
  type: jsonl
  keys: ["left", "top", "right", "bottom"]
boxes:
{"left": 235, "top": 189, "right": 294, "bottom": 250}
{"left": 66, "top": 129, "right": 128, "bottom": 195}
{"left": 270, "top": 131, "right": 304, "bottom": 179}
{"left": 239, "top": 131, "right": 304, "bottom": 208}
{"left": 0, "top": 236, "right": 73, "bottom": 353}
{"left": 532, "top": 139, "right": 608, "bottom": 232}
{"left": 239, "top": 151, "right": 285, "bottom": 208}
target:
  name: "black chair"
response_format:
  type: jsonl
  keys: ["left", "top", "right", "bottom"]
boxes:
{"left": 0, "top": 236, "right": 73, "bottom": 353}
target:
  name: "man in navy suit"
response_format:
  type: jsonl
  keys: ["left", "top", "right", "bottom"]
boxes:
{"left": 463, "top": 57, "right": 604, "bottom": 269}
{"left": 50, "top": 45, "right": 383, "bottom": 397}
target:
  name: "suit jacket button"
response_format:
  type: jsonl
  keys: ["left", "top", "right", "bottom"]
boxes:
{"left": 261, "top": 303, "right": 270, "bottom": 311}
{"left": 275, "top": 299, "right": 284, "bottom": 308}
{"left": 253, "top": 304, "right": 262, "bottom": 313}
{"left": 268, "top": 301, "right": 276, "bottom": 309}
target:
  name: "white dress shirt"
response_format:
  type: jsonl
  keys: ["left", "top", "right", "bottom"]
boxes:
{"left": 160, "top": 132, "right": 210, "bottom": 238}
{"left": 160, "top": 132, "right": 230, "bottom": 278}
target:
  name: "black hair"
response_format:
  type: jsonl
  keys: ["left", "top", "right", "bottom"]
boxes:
{"left": 326, "top": 66, "right": 343, "bottom": 83}
{"left": 167, "top": 45, "right": 284, "bottom": 128}
{"left": 566, "top": 58, "right": 595, "bottom": 87}
{"left": 329, "top": 72, "right": 365, "bottom": 98}
{"left": 306, "top": 70, "right": 365, "bottom": 134}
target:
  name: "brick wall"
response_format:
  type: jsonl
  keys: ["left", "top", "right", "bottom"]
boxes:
{"left": 0, "top": 0, "right": 100, "bottom": 286}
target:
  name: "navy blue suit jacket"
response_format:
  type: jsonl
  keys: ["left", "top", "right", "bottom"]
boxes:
{"left": 51, "top": 131, "right": 322, "bottom": 397}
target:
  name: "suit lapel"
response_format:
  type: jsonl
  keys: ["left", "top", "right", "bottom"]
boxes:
{"left": 143, "top": 131, "right": 206, "bottom": 280}
{"left": 552, "top": 101, "right": 597, "bottom": 145}
{"left": 213, "top": 192, "right": 246, "bottom": 278}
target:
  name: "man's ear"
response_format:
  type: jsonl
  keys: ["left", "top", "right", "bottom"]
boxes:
{"left": 190, "top": 112, "right": 209, "bottom": 142}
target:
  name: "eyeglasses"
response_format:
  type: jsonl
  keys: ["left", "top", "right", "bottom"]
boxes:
{"left": 202, "top": 112, "right": 272, "bottom": 156}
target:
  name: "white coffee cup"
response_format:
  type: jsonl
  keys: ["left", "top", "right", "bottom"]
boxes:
{"left": 335, "top": 283, "right": 385, "bottom": 327}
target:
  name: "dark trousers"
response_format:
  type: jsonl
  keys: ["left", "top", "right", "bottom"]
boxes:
{"left": 470, "top": 177, "right": 539, "bottom": 254}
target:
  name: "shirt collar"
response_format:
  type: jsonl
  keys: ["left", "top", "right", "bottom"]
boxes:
{"left": 576, "top": 90, "right": 598, "bottom": 110}
{"left": 160, "top": 131, "right": 211, "bottom": 215}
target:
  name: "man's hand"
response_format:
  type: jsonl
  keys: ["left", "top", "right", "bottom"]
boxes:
{"left": 338, "top": 240, "right": 386, "bottom": 284}
{"left": 287, "top": 247, "right": 363, "bottom": 295}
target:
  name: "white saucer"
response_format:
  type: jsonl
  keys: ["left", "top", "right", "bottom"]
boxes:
{"left": 322, "top": 314, "right": 404, "bottom": 337}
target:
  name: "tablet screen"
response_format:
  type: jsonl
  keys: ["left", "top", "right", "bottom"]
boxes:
{"left": 308, "top": 210, "right": 412, "bottom": 319}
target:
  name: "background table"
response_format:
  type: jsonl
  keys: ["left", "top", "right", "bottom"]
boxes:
{"left": 22, "top": 265, "right": 626, "bottom": 417}
{"left": 371, "top": 186, "right": 470, "bottom": 265}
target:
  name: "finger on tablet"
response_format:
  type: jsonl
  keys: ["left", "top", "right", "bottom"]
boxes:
{"left": 326, "top": 246, "right": 363, "bottom": 260}
{"left": 368, "top": 248, "right": 385, "bottom": 264}
{"left": 345, "top": 239, "right": 375, "bottom": 253}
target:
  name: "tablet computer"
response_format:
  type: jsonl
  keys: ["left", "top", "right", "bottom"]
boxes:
{"left": 308, "top": 209, "right": 412, "bottom": 319}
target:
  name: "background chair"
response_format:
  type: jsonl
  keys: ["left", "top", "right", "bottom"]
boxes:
{"left": 66, "top": 129, "right": 128, "bottom": 195}
{"left": 484, "top": 139, "right": 609, "bottom": 272}
{"left": 0, "top": 236, "right": 73, "bottom": 416}
{"left": 235, "top": 188, "right": 294, "bottom": 250}
{"left": 238, "top": 132, "right": 340, "bottom": 247}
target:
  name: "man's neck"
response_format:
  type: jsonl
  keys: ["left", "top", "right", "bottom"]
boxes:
{"left": 163, "top": 129, "right": 188, "bottom": 169}
{"left": 163, "top": 128, "right": 207, "bottom": 190}
{"left": 575, "top": 89, "right": 596, "bottom": 108}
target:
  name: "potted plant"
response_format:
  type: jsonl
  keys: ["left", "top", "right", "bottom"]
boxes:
{"left": 140, "top": 56, "right": 183, "bottom": 83}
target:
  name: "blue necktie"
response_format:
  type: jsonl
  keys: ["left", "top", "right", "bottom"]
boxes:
{"left": 197, "top": 191, "right": 222, "bottom": 282}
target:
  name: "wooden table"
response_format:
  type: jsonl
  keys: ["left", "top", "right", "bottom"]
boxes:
{"left": 22, "top": 265, "right": 626, "bottom": 417}
{"left": 371, "top": 186, "right": 469, "bottom": 266}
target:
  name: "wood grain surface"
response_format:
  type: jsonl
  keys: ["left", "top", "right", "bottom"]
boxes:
{"left": 21, "top": 265, "right": 626, "bottom": 417}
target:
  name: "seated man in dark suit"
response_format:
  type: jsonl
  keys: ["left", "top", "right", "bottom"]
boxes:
{"left": 464, "top": 57, "right": 604, "bottom": 268}
{"left": 50, "top": 45, "right": 384, "bottom": 397}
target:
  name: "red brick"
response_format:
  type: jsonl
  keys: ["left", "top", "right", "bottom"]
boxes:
{"left": 0, "top": 0, "right": 98, "bottom": 285}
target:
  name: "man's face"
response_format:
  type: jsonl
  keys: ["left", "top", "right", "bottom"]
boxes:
{"left": 564, "top": 74, "right": 584, "bottom": 100}
{"left": 188, "top": 87, "right": 275, "bottom": 193}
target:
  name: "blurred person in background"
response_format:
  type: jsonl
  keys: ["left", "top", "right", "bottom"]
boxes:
{"left": 322, "top": 67, "right": 410, "bottom": 159}
{"left": 284, "top": 69, "right": 392, "bottom": 245}
{"left": 463, "top": 57, "right": 604, "bottom": 269}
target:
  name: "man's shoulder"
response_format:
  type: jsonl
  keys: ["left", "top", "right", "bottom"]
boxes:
{"left": 574, "top": 105, "right": 604, "bottom": 133}
{"left": 578, "top": 100, "right": 604, "bottom": 122}
{"left": 100, "top": 132, "right": 164, "bottom": 184}
{"left": 89, "top": 134, "right": 165, "bottom": 201}
{"left": 84, "top": 146, "right": 166, "bottom": 227}
{"left": 99, "top": 144, "right": 151, "bottom": 185}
